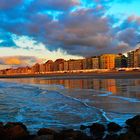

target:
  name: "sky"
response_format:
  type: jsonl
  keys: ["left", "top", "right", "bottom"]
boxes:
{"left": 0, "top": 0, "right": 140, "bottom": 69}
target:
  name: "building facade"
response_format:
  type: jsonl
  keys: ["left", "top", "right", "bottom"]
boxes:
{"left": 100, "top": 54, "right": 116, "bottom": 69}
{"left": 127, "top": 51, "right": 134, "bottom": 68}
{"left": 68, "top": 59, "right": 83, "bottom": 70}
{"left": 134, "top": 48, "right": 140, "bottom": 67}
{"left": 91, "top": 57, "right": 99, "bottom": 69}
{"left": 53, "top": 59, "right": 64, "bottom": 71}
{"left": 83, "top": 58, "right": 92, "bottom": 69}
{"left": 31, "top": 63, "right": 40, "bottom": 74}
{"left": 45, "top": 60, "right": 54, "bottom": 72}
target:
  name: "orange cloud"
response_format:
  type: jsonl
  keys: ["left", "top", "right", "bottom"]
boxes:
{"left": 0, "top": 56, "right": 43, "bottom": 68}
{"left": 5, "top": 57, "right": 21, "bottom": 65}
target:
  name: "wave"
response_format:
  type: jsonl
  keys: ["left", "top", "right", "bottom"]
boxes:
{"left": 0, "top": 80, "right": 139, "bottom": 132}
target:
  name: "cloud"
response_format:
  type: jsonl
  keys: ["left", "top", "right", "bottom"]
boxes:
{"left": 28, "top": 0, "right": 80, "bottom": 12}
{"left": 127, "top": 15, "right": 140, "bottom": 25}
{"left": 0, "top": 56, "right": 41, "bottom": 67}
{"left": 116, "top": 28, "right": 139, "bottom": 46}
{"left": 0, "top": 0, "right": 139, "bottom": 58}
{"left": 39, "top": 8, "right": 138, "bottom": 56}
{"left": 0, "top": 0, "right": 23, "bottom": 10}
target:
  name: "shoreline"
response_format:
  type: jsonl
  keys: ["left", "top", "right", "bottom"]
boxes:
{"left": 0, "top": 71, "right": 140, "bottom": 79}
{"left": 0, "top": 115, "right": 140, "bottom": 140}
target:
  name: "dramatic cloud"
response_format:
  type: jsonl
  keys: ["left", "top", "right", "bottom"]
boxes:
{"left": 128, "top": 15, "right": 140, "bottom": 25}
{"left": 29, "top": 0, "right": 80, "bottom": 12}
{"left": 0, "top": 56, "right": 42, "bottom": 67}
{"left": 0, "top": 0, "right": 23, "bottom": 10}
{"left": 0, "top": 0, "right": 140, "bottom": 58}
{"left": 117, "top": 28, "right": 139, "bottom": 46}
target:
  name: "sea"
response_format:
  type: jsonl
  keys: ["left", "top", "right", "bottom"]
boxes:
{"left": 0, "top": 77, "right": 140, "bottom": 133}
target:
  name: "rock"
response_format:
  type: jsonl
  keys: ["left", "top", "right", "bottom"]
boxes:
{"left": 0, "top": 122, "right": 4, "bottom": 128}
{"left": 89, "top": 123, "right": 105, "bottom": 133}
{"left": 4, "top": 122, "right": 15, "bottom": 129}
{"left": 59, "top": 129, "right": 91, "bottom": 140}
{"left": 119, "top": 131, "right": 140, "bottom": 140}
{"left": 33, "top": 135, "right": 54, "bottom": 140}
{"left": 37, "top": 128, "right": 57, "bottom": 136}
{"left": 125, "top": 115, "right": 140, "bottom": 135}
{"left": 107, "top": 122, "right": 122, "bottom": 132}
{"left": 135, "top": 127, "right": 140, "bottom": 136}
{"left": 64, "top": 137, "right": 74, "bottom": 140}
{"left": 126, "top": 115, "right": 140, "bottom": 128}
{"left": 5, "top": 122, "right": 27, "bottom": 131}
{"left": 103, "top": 134, "right": 119, "bottom": 140}
{"left": 6, "top": 124, "right": 29, "bottom": 140}
{"left": 89, "top": 123, "right": 105, "bottom": 139}
{"left": 80, "top": 125, "right": 88, "bottom": 130}
{"left": 26, "top": 135, "right": 37, "bottom": 140}
{"left": 0, "top": 127, "right": 9, "bottom": 140}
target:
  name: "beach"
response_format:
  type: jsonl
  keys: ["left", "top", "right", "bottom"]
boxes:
{"left": 0, "top": 72, "right": 140, "bottom": 140}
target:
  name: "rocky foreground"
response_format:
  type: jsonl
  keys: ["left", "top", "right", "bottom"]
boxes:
{"left": 0, "top": 115, "right": 140, "bottom": 140}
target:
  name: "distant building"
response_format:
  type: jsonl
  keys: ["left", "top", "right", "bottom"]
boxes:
{"left": 64, "top": 61, "right": 69, "bottom": 71}
{"left": 134, "top": 48, "right": 140, "bottom": 67}
{"left": 82, "top": 59, "right": 87, "bottom": 69}
{"left": 1, "top": 45, "right": 140, "bottom": 75}
{"left": 91, "top": 57, "right": 100, "bottom": 69}
{"left": 83, "top": 58, "right": 92, "bottom": 69}
{"left": 100, "top": 54, "right": 116, "bottom": 69}
{"left": 53, "top": 59, "right": 64, "bottom": 71}
{"left": 24, "top": 66, "right": 31, "bottom": 74}
{"left": 127, "top": 51, "right": 134, "bottom": 68}
{"left": 115, "top": 54, "right": 122, "bottom": 68}
{"left": 45, "top": 60, "right": 54, "bottom": 72}
{"left": 121, "top": 55, "right": 128, "bottom": 68}
{"left": 39, "top": 64, "right": 46, "bottom": 73}
{"left": 31, "top": 63, "right": 40, "bottom": 74}
{"left": 115, "top": 54, "right": 127, "bottom": 68}
{"left": 68, "top": 59, "right": 83, "bottom": 70}
{"left": 0, "top": 70, "right": 6, "bottom": 75}
{"left": 59, "top": 61, "right": 64, "bottom": 71}
{"left": 86, "top": 58, "right": 92, "bottom": 69}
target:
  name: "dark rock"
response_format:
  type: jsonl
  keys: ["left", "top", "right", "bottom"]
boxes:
{"left": 37, "top": 128, "right": 57, "bottom": 136}
{"left": 5, "top": 122, "right": 27, "bottom": 131}
{"left": 80, "top": 125, "right": 88, "bottom": 130}
{"left": 64, "top": 137, "right": 74, "bottom": 140}
{"left": 126, "top": 115, "right": 140, "bottom": 128}
{"left": 4, "top": 122, "right": 15, "bottom": 129}
{"left": 135, "top": 127, "right": 140, "bottom": 136}
{"left": 103, "top": 134, "right": 119, "bottom": 140}
{"left": 26, "top": 135, "right": 37, "bottom": 140}
{"left": 107, "top": 122, "right": 122, "bottom": 132}
{"left": 125, "top": 115, "right": 140, "bottom": 136}
{"left": 0, "top": 127, "right": 9, "bottom": 140}
{"left": 0, "top": 122, "right": 4, "bottom": 128}
{"left": 119, "top": 131, "right": 140, "bottom": 140}
{"left": 90, "top": 123, "right": 105, "bottom": 133}
{"left": 6, "top": 124, "right": 29, "bottom": 140}
{"left": 33, "top": 135, "right": 54, "bottom": 140}
{"left": 58, "top": 129, "right": 91, "bottom": 140}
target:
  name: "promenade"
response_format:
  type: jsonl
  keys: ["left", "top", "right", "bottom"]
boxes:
{"left": 0, "top": 71, "right": 140, "bottom": 79}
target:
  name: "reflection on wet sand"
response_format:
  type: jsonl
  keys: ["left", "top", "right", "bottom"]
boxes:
{"left": 0, "top": 77, "right": 140, "bottom": 125}
{"left": 3, "top": 78, "right": 140, "bottom": 99}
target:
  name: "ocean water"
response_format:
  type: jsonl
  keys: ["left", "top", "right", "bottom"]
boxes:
{"left": 0, "top": 78, "right": 140, "bottom": 133}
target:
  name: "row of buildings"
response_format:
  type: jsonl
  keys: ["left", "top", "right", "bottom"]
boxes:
{"left": 0, "top": 47, "right": 140, "bottom": 75}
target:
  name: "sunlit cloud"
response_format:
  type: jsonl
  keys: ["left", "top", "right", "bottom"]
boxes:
{"left": 0, "top": 55, "right": 42, "bottom": 69}
{"left": 0, "top": 0, "right": 140, "bottom": 68}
